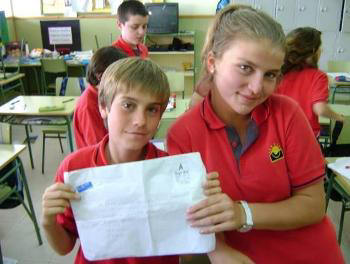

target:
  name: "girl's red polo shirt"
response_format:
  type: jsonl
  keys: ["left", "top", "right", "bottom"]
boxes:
{"left": 167, "top": 94, "right": 344, "bottom": 264}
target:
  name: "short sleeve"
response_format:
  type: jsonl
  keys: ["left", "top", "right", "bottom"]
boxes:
{"left": 283, "top": 102, "right": 325, "bottom": 189}
{"left": 311, "top": 71, "right": 329, "bottom": 104}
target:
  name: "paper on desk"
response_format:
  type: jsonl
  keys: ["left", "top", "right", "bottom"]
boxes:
{"left": 64, "top": 152, "right": 215, "bottom": 261}
{"left": 327, "top": 157, "right": 350, "bottom": 180}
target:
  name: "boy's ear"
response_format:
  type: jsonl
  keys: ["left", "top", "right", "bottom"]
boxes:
{"left": 117, "top": 19, "right": 123, "bottom": 30}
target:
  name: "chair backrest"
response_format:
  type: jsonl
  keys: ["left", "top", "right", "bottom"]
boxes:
{"left": 56, "top": 77, "right": 86, "bottom": 96}
{"left": 328, "top": 60, "right": 350, "bottom": 73}
{"left": 41, "top": 58, "right": 67, "bottom": 74}
{"left": 0, "top": 122, "right": 11, "bottom": 144}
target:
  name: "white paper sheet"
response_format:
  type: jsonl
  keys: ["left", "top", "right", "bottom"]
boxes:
{"left": 64, "top": 152, "right": 215, "bottom": 261}
{"left": 328, "top": 157, "right": 350, "bottom": 180}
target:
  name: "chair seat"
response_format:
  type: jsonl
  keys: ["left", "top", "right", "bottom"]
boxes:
{"left": 0, "top": 185, "right": 13, "bottom": 201}
{"left": 42, "top": 126, "right": 67, "bottom": 134}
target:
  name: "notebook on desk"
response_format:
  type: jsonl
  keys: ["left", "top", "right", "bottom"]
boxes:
{"left": 38, "top": 105, "right": 65, "bottom": 112}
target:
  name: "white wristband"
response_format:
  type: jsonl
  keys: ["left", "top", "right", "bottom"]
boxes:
{"left": 238, "top": 200, "right": 253, "bottom": 232}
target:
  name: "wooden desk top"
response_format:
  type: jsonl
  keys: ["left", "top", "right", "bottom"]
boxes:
{"left": 0, "top": 73, "right": 25, "bottom": 86}
{"left": 0, "top": 96, "right": 78, "bottom": 116}
{"left": 319, "top": 104, "right": 350, "bottom": 125}
{"left": 162, "top": 99, "right": 190, "bottom": 120}
{"left": 0, "top": 144, "right": 26, "bottom": 170}
{"left": 326, "top": 157, "right": 350, "bottom": 194}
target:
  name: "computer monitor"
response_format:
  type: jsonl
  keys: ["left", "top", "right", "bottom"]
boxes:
{"left": 40, "top": 20, "right": 82, "bottom": 53}
{"left": 145, "top": 3, "right": 179, "bottom": 34}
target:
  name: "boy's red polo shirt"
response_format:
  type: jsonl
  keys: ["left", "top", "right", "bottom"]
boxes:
{"left": 167, "top": 94, "right": 344, "bottom": 264}
{"left": 277, "top": 67, "right": 329, "bottom": 137}
{"left": 112, "top": 36, "right": 148, "bottom": 59}
{"left": 55, "top": 135, "right": 178, "bottom": 264}
{"left": 73, "top": 84, "right": 107, "bottom": 149}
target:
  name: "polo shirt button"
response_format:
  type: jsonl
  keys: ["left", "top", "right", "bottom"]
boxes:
{"left": 231, "top": 141, "right": 238, "bottom": 148}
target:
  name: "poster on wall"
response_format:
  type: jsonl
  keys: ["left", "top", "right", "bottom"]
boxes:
{"left": 48, "top": 27, "right": 73, "bottom": 45}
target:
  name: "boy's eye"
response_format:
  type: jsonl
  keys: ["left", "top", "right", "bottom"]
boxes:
{"left": 122, "top": 102, "right": 134, "bottom": 110}
{"left": 148, "top": 105, "right": 161, "bottom": 114}
{"left": 130, "top": 25, "right": 138, "bottom": 30}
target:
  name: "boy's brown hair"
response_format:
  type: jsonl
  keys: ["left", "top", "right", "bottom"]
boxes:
{"left": 86, "top": 46, "right": 127, "bottom": 86}
{"left": 117, "top": 0, "right": 148, "bottom": 24}
{"left": 98, "top": 57, "right": 170, "bottom": 112}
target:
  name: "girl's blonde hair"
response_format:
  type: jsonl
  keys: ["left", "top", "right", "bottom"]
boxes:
{"left": 200, "top": 4, "right": 285, "bottom": 82}
{"left": 98, "top": 57, "right": 170, "bottom": 111}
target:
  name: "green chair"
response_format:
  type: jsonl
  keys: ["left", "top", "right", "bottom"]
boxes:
{"left": 0, "top": 122, "right": 42, "bottom": 246}
{"left": 327, "top": 60, "right": 350, "bottom": 104}
{"left": 41, "top": 77, "right": 84, "bottom": 174}
{"left": 40, "top": 58, "right": 68, "bottom": 95}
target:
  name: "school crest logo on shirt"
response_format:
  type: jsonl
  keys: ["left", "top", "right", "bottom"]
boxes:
{"left": 269, "top": 144, "right": 284, "bottom": 163}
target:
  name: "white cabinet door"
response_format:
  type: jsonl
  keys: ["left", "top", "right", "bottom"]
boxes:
{"left": 317, "top": 0, "right": 343, "bottom": 31}
{"left": 275, "top": 0, "right": 296, "bottom": 32}
{"left": 319, "top": 31, "right": 337, "bottom": 71}
{"left": 341, "top": 0, "right": 350, "bottom": 33}
{"left": 254, "top": 0, "right": 276, "bottom": 18}
{"left": 295, "top": 0, "right": 318, "bottom": 28}
{"left": 334, "top": 32, "right": 350, "bottom": 60}
{"left": 231, "top": 0, "right": 255, "bottom": 6}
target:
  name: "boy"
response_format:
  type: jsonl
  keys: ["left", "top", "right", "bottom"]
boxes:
{"left": 42, "top": 57, "right": 220, "bottom": 264}
{"left": 112, "top": 0, "right": 149, "bottom": 58}
{"left": 73, "top": 46, "right": 127, "bottom": 149}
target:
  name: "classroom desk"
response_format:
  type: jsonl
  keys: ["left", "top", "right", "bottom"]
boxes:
{"left": 0, "top": 96, "right": 78, "bottom": 169}
{"left": 4, "top": 58, "right": 86, "bottom": 95}
{"left": 0, "top": 73, "right": 25, "bottom": 102}
{"left": 327, "top": 72, "right": 350, "bottom": 103}
{"left": 326, "top": 157, "right": 350, "bottom": 244}
{"left": 0, "top": 143, "right": 43, "bottom": 246}
{"left": 0, "top": 144, "right": 26, "bottom": 170}
{"left": 319, "top": 104, "right": 350, "bottom": 125}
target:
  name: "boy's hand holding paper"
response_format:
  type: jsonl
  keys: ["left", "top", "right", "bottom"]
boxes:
{"left": 64, "top": 152, "right": 216, "bottom": 261}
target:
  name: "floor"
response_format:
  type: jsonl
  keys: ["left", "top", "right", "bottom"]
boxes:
{"left": 1, "top": 125, "right": 350, "bottom": 263}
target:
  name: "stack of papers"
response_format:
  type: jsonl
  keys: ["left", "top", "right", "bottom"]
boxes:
{"left": 64, "top": 152, "right": 215, "bottom": 261}
{"left": 327, "top": 157, "right": 350, "bottom": 180}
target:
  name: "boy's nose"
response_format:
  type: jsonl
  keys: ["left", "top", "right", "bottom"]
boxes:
{"left": 133, "top": 110, "right": 146, "bottom": 127}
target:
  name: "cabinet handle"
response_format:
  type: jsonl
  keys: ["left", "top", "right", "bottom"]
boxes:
{"left": 277, "top": 6, "right": 284, "bottom": 11}
{"left": 320, "top": 7, "right": 328, "bottom": 12}
{"left": 337, "top": 48, "right": 344, "bottom": 53}
{"left": 299, "top": 6, "right": 305, "bottom": 11}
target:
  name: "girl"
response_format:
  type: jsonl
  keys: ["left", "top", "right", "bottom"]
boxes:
{"left": 277, "top": 27, "right": 344, "bottom": 138}
{"left": 166, "top": 5, "right": 344, "bottom": 264}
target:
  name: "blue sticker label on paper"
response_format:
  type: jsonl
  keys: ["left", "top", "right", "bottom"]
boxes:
{"left": 76, "top": 182, "right": 93, "bottom": 193}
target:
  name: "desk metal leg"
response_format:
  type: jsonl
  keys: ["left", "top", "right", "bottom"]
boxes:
{"left": 18, "top": 158, "right": 42, "bottom": 245}
{"left": 325, "top": 169, "right": 334, "bottom": 210}
{"left": 66, "top": 117, "right": 74, "bottom": 152}
{"left": 24, "top": 125, "right": 34, "bottom": 169}
{"left": 0, "top": 239, "right": 3, "bottom": 264}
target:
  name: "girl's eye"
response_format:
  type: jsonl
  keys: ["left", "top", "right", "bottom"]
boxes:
{"left": 265, "top": 72, "right": 278, "bottom": 80}
{"left": 239, "top": 65, "right": 252, "bottom": 73}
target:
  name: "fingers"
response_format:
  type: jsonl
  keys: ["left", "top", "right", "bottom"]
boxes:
{"left": 202, "top": 171, "right": 221, "bottom": 196}
{"left": 187, "top": 193, "right": 224, "bottom": 214}
{"left": 42, "top": 182, "right": 80, "bottom": 225}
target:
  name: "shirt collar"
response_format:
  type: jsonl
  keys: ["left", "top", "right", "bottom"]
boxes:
{"left": 201, "top": 91, "right": 271, "bottom": 129}
{"left": 93, "top": 135, "right": 160, "bottom": 166}
{"left": 117, "top": 36, "right": 140, "bottom": 56}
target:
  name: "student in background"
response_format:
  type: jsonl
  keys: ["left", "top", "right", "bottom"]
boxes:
{"left": 166, "top": 5, "right": 344, "bottom": 264}
{"left": 42, "top": 58, "right": 220, "bottom": 264}
{"left": 112, "top": 0, "right": 149, "bottom": 58}
{"left": 277, "top": 27, "right": 344, "bottom": 138}
{"left": 73, "top": 46, "right": 127, "bottom": 149}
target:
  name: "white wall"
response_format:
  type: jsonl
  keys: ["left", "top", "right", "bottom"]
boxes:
{"left": 0, "top": 0, "right": 13, "bottom": 16}
{"left": 2, "top": 0, "right": 217, "bottom": 17}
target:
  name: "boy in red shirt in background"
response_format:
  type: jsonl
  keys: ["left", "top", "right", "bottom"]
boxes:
{"left": 112, "top": 0, "right": 149, "bottom": 58}
{"left": 73, "top": 46, "right": 127, "bottom": 149}
{"left": 42, "top": 57, "right": 220, "bottom": 264}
